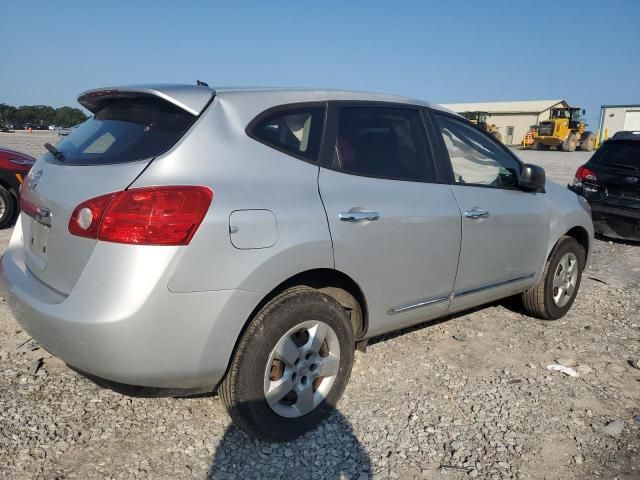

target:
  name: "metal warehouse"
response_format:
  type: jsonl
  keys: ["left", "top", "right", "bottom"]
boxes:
{"left": 598, "top": 104, "right": 640, "bottom": 139}
{"left": 440, "top": 99, "right": 569, "bottom": 145}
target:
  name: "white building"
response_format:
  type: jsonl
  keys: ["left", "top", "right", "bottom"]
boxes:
{"left": 598, "top": 104, "right": 640, "bottom": 139}
{"left": 440, "top": 99, "right": 569, "bottom": 145}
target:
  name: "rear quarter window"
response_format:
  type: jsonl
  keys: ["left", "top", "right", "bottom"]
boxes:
{"left": 248, "top": 105, "right": 325, "bottom": 162}
{"left": 48, "top": 97, "right": 196, "bottom": 165}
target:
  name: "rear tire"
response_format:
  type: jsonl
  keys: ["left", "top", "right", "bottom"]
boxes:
{"left": 562, "top": 134, "right": 577, "bottom": 152}
{"left": 220, "top": 286, "right": 355, "bottom": 442}
{"left": 0, "top": 186, "right": 18, "bottom": 229}
{"left": 521, "top": 236, "right": 585, "bottom": 320}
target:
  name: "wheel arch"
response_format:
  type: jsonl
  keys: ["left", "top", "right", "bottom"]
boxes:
{"left": 547, "top": 225, "right": 590, "bottom": 264}
{"left": 250, "top": 268, "right": 368, "bottom": 340}
{"left": 565, "top": 225, "right": 590, "bottom": 256}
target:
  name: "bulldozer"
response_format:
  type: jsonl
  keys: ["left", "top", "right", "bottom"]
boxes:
{"left": 461, "top": 111, "right": 503, "bottom": 142}
{"left": 533, "top": 107, "right": 595, "bottom": 152}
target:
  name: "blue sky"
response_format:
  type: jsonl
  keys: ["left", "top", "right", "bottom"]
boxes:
{"left": 1, "top": 0, "right": 638, "bottom": 128}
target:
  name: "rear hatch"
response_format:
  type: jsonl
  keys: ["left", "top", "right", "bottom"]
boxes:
{"left": 587, "top": 140, "right": 640, "bottom": 209}
{"left": 19, "top": 85, "right": 214, "bottom": 295}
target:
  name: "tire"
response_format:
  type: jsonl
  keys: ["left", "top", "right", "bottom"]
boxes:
{"left": 0, "top": 186, "right": 18, "bottom": 229}
{"left": 220, "top": 286, "right": 355, "bottom": 442}
{"left": 561, "top": 134, "right": 577, "bottom": 152}
{"left": 521, "top": 236, "right": 585, "bottom": 320}
{"left": 580, "top": 135, "right": 595, "bottom": 152}
{"left": 535, "top": 142, "right": 550, "bottom": 151}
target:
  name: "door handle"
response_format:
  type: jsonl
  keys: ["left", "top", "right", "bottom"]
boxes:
{"left": 339, "top": 211, "right": 380, "bottom": 222}
{"left": 464, "top": 208, "right": 490, "bottom": 219}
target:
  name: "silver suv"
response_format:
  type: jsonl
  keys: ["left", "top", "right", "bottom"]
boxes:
{"left": 0, "top": 85, "right": 593, "bottom": 441}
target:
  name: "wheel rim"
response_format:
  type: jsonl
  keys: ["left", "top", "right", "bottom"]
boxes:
{"left": 0, "top": 195, "right": 6, "bottom": 220}
{"left": 552, "top": 252, "right": 579, "bottom": 307}
{"left": 263, "top": 320, "right": 340, "bottom": 418}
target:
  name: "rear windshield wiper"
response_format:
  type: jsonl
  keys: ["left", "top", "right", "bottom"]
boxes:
{"left": 44, "top": 143, "right": 65, "bottom": 162}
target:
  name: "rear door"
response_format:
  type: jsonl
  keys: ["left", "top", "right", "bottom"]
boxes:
{"left": 318, "top": 103, "right": 461, "bottom": 337}
{"left": 19, "top": 87, "right": 212, "bottom": 295}
{"left": 430, "top": 112, "right": 549, "bottom": 311}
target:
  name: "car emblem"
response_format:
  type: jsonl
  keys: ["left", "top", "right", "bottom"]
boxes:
{"left": 27, "top": 170, "right": 43, "bottom": 189}
{"left": 624, "top": 176, "right": 638, "bottom": 184}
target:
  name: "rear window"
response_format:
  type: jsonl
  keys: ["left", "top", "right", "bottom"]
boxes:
{"left": 592, "top": 141, "right": 640, "bottom": 171}
{"left": 48, "top": 97, "right": 196, "bottom": 165}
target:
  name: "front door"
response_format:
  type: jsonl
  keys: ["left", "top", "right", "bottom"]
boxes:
{"left": 318, "top": 104, "right": 462, "bottom": 337}
{"left": 431, "top": 112, "right": 549, "bottom": 312}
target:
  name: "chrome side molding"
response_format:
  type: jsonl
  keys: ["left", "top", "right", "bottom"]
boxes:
{"left": 453, "top": 273, "right": 535, "bottom": 298}
{"left": 388, "top": 295, "right": 449, "bottom": 315}
{"left": 387, "top": 273, "right": 536, "bottom": 315}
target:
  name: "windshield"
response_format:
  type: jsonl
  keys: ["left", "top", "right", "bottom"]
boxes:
{"left": 47, "top": 97, "right": 196, "bottom": 165}
{"left": 552, "top": 109, "right": 570, "bottom": 119}
{"left": 592, "top": 141, "right": 640, "bottom": 170}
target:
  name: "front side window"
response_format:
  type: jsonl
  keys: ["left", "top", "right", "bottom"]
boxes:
{"left": 251, "top": 106, "right": 324, "bottom": 161}
{"left": 435, "top": 114, "right": 520, "bottom": 188}
{"left": 331, "top": 106, "right": 433, "bottom": 182}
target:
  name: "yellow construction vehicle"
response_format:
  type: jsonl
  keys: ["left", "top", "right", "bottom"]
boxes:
{"left": 533, "top": 107, "right": 595, "bottom": 152}
{"left": 461, "top": 111, "right": 503, "bottom": 142}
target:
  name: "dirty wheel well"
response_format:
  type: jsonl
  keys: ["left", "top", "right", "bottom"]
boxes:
{"left": 252, "top": 269, "right": 367, "bottom": 340}
{"left": 566, "top": 226, "right": 589, "bottom": 255}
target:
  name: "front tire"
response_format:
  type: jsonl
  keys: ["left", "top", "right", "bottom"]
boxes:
{"left": 220, "top": 287, "right": 355, "bottom": 442}
{"left": 522, "top": 236, "right": 585, "bottom": 320}
{"left": 580, "top": 134, "right": 595, "bottom": 152}
{"left": 0, "top": 186, "right": 18, "bottom": 229}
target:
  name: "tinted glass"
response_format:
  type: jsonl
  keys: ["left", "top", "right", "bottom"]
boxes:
{"left": 49, "top": 97, "right": 196, "bottom": 165}
{"left": 252, "top": 107, "right": 324, "bottom": 161}
{"left": 331, "top": 107, "right": 432, "bottom": 181}
{"left": 592, "top": 141, "right": 640, "bottom": 170}
{"left": 435, "top": 114, "right": 520, "bottom": 188}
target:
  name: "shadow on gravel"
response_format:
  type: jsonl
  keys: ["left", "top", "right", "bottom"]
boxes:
{"left": 207, "top": 404, "right": 371, "bottom": 480}
{"left": 595, "top": 233, "right": 640, "bottom": 247}
{"left": 367, "top": 302, "right": 504, "bottom": 346}
{"left": 67, "top": 366, "right": 214, "bottom": 398}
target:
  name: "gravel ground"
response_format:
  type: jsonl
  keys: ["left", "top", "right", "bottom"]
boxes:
{"left": 0, "top": 132, "right": 639, "bottom": 479}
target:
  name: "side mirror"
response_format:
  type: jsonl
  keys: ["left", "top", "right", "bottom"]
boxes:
{"left": 519, "top": 163, "right": 546, "bottom": 192}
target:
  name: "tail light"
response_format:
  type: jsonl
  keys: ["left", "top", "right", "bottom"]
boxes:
{"left": 68, "top": 186, "right": 213, "bottom": 245}
{"left": 573, "top": 165, "right": 597, "bottom": 187}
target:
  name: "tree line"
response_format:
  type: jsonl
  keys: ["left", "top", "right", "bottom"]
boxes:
{"left": 0, "top": 103, "right": 88, "bottom": 129}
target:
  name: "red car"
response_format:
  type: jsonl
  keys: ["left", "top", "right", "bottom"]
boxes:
{"left": 0, "top": 147, "right": 36, "bottom": 228}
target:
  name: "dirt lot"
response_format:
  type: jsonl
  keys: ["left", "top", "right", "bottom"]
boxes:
{"left": 0, "top": 132, "right": 639, "bottom": 479}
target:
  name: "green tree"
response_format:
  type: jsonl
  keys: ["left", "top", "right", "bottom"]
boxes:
{"left": 0, "top": 103, "right": 88, "bottom": 128}
{"left": 52, "top": 106, "right": 88, "bottom": 127}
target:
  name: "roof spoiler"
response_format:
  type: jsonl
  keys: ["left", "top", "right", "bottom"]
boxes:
{"left": 78, "top": 84, "right": 215, "bottom": 116}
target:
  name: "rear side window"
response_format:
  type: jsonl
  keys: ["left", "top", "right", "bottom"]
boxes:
{"left": 50, "top": 97, "right": 196, "bottom": 165}
{"left": 592, "top": 141, "right": 640, "bottom": 170}
{"left": 250, "top": 106, "right": 324, "bottom": 161}
{"left": 331, "top": 106, "right": 433, "bottom": 182}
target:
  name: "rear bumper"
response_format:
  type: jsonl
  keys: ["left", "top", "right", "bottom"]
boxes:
{"left": 591, "top": 203, "right": 640, "bottom": 241}
{"left": 0, "top": 224, "right": 261, "bottom": 388}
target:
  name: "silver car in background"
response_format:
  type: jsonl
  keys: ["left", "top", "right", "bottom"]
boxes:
{"left": 0, "top": 85, "right": 593, "bottom": 441}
